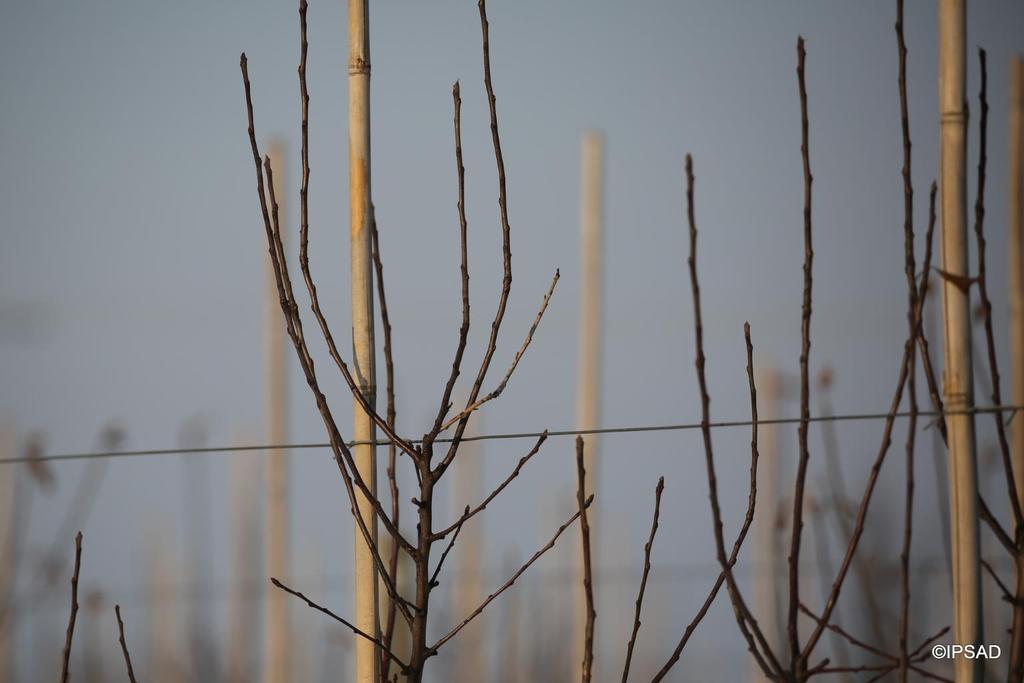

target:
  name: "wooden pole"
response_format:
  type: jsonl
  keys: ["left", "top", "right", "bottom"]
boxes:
{"left": 938, "top": 2, "right": 983, "bottom": 679}
{"left": 454, "top": 420, "right": 483, "bottom": 683}
{"left": 750, "top": 370, "right": 779, "bottom": 682}
{"left": 347, "top": 2, "right": 379, "bottom": 681}
{"left": 1010, "top": 55, "right": 1024, "bottom": 535}
{"left": 0, "top": 426, "right": 15, "bottom": 683}
{"left": 263, "top": 139, "right": 290, "bottom": 683}
{"left": 1009, "top": 54, "right": 1024, "bottom": 680}
{"left": 574, "top": 130, "right": 604, "bottom": 679}
{"left": 145, "top": 524, "right": 181, "bottom": 683}
{"left": 228, "top": 443, "right": 261, "bottom": 683}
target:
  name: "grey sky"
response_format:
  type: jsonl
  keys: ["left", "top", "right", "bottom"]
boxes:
{"left": 2, "top": 1, "right": 1024, "bottom": 680}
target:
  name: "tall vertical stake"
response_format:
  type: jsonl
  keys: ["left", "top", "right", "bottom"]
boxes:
{"left": 347, "top": 1, "right": 379, "bottom": 681}
{"left": 263, "top": 139, "right": 290, "bottom": 683}
{"left": 230, "top": 439, "right": 262, "bottom": 683}
{"left": 0, "top": 426, "right": 15, "bottom": 683}
{"left": 575, "top": 130, "right": 604, "bottom": 678}
{"left": 938, "top": 2, "right": 982, "bottom": 680}
{"left": 454, "top": 418, "right": 484, "bottom": 683}
{"left": 1010, "top": 55, "right": 1024, "bottom": 529}
{"left": 1008, "top": 54, "right": 1024, "bottom": 680}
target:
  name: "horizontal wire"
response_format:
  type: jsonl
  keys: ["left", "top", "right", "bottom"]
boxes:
{"left": 2, "top": 404, "right": 1018, "bottom": 466}
{"left": 16, "top": 557, "right": 972, "bottom": 609}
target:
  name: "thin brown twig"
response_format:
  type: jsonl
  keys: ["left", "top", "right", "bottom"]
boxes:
{"left": 59, "top": 531, "right": 82, "bottom": 683}
{"left": 242, "top": 3, "right": 416, "bottom": 593}
{"left": 909, "top": 625, "right": 951, "bottom": 659}
{"left": 442, "top": 0, "right": 516, "bottom": 467}
{"left": 896, "top": 2, "right": 919, "bottom": 678}
{"left": 114, "top": 605, "right": 139, "bottom": 683}
{"left": 371, "top": 208, "right": 402, "bottom": 678}
{"left": 981, "top": 496, "right": 1017, "bottom": 554}
{"left": 652, "top": 321, "right": 777, "bottom": 681}
{"left": 620, "top": 476, "right": 664, "bottom": 683}
{"left": 916, "top": 184, "right": 948, "bottom": 444}
{"left": 438, "top": 270, "right": 559, "bottom": 437}
{"left": 433, "top": 432, "right": 548, "bottom": 540}
{"left": 576, "top": 437, "right": 596, "bottom": 683}
{"left": 971, "top": 47, "right": 1024, "bottom": 531}
{"left": 801, "top": 340, "right": 913, "bottom": 662}
{"left": 429, "top": 495, "right": 593, "bottom": 654}
{"left": 801, "top": 144, "right": 937, "bottom": 670}
{"left": 799, "top": 603, "right": 896, "bottom": 663}
{"left": 685, "top": 156, "right": 781, "bottom": 677}
{"left": 429, "top": 80, "right": 472, "bottom": 437}
{"left": 807, "top": 497, "right": 851, "bottom": 670}
{"left": 242, "top": 44, "right": 414, "bottom": 627}
{"left": 652, "top": 571, "right": 728, "bottom": 682}
{"left": 970, "top": 50, "right": 1024, "bottom": 682}
{"left": 816, "top": 381, "right": 886, "bottom": 649}
{"left": 982, "top": 558, "right": 1015, "bottom": 603}
{"left": 263, "top": 155, "right": 413, "bottom": 621}
{"left": 271, "top": 577, "right": 409, "bottom": 674}
{"left": 788, "top": 36, "right": 814, "bottom": 679}
{"left": 429, "top": 506, "right": 469, "bottom": 588}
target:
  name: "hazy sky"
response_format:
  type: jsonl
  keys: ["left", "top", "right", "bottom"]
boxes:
{"left": 2, "top": 1, "right": 1024, "bottom": 680}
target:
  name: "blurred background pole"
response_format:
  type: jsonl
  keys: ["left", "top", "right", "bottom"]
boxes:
{"left": 574, "top": 130, "right": 604, "bottom": 679}
{"left": 0, "top": 426, "right": 15, "bottom": 683}
{"left": 229, "top": 438, "right": 262, "bottom": 683}
{"left": 348, "top": 1, "right": 379, "bottom": 681}
{"left": 145, "top": 524, "right": 181, "bottom": 683}
{"left": 263, "top": 139, "right": 290, "bottom": 683}
{"left": 938, "top": 2, "right": 982, "bottom": 680}
{"left": 454, "top": 418, "right": 483, "bottom": 683}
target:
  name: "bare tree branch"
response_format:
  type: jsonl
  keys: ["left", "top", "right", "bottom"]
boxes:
{"left": 59, "top": 531, "right": 82, "bottom": 683}
{"left": 896, "top": 3, "right": 919, "bottom": 678}
{"left": 371, "top": 208, "right": 403, "bottom": 679}
{"left": 429, "top": 494, "right": 593, "bottom": 654}
{"left": 114, "top": 605, "right": 139, "bottom": 683}
{"left": 429, "top": 506, "right": 469, "bottom": 589}
{"left": 242, "top": 39, "right": 415, "bottom": 630}
{"left": 685, "top": 153, "right": 781, "bottom": 678}
{"left": 433, "top": 432, "right": 548, "bottom": 540}
{"left": 429, "top": 80, "right": 472, "bottom": 437}
{"left": 799, "top": 603, "right": 896, "bottom": 663}
{"left": 442, "top": 0, "right": 518, "bottom": 466}
{"left": 653, "top": 321, "right": 776, "bottom": 681}
{"left": 788, "top": 36, "right": 814, "bottom": 677}
{"left": 620, "top": 476, "right": 664, "bottom": 683}
{"left": 971, "top": 47, "right": 1024, "bottom": 532}
{"left": 271, "top": 578, "right": 409, "bottom": 674}
{"left": 576, "top": 437, "right": 596, "bottom": 683}
{"left": 438, "top": 271, "right": 560, "bottom": 438}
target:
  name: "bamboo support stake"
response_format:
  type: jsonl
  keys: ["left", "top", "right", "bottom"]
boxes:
{"left": 1010, "top": 55, "right": 1024, "bottom": 534}
{"left": 938, "top": 2, "right": 983, "bottom": 680}
{"left": 1009, "top": 55, "right": 1024, "bottom": 681}
{"left": 347, "top": 2, "right": 379, "bottom": 681}
{"left": 574, "top": 130, "right": 604, "bottom": 679}
{"left": 263, "top": 139, "right": 290, "bottom": 683}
